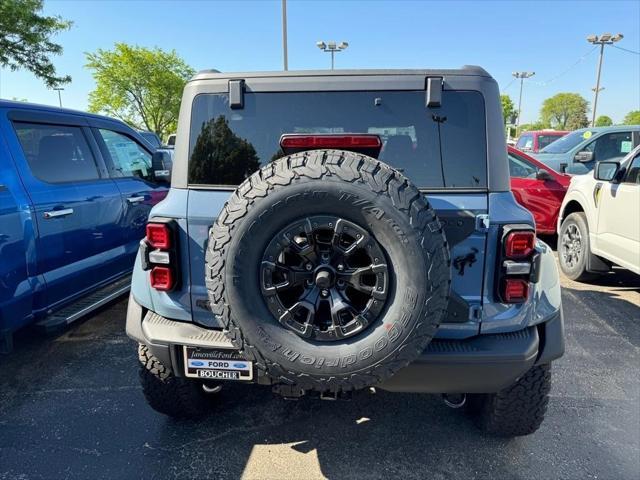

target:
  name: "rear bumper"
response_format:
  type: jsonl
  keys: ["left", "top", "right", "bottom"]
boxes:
{"left": 126, "top": 293, "right": 564, "bottom": 394}
{"left": 378, "top": 310, "right": 563, "bottom": 393}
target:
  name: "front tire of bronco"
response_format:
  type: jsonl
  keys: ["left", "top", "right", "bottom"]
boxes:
{"left": 138, "top": 344, "right": 213, "bottom": 418}
{"left": 467, "top": 364, "right": 552, "bottom": 437}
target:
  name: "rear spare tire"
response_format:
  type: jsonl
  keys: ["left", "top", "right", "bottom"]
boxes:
{"left": 205, "top": 150, "right": 450, "bottom": 393}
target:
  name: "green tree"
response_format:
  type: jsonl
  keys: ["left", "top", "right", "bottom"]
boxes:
{"left": 189, "top": 116, "right": 260, "bottom": 185}
{"left": 85, "top": 43, "right": 194, "bottom": 137}
{"left": 623, "top": 110, "right": 640, "bottom": 125}
{"left": 594, "top": 115, "right": 613, "bottom": 127}
{"left": 501, "top": 94, "right": 516, "bottom": 124}
{"left": 540, "top": 93, "right": 589, "bottom": 130}
{"left": 0, "top": 0, "right": 71, "bottom": 87}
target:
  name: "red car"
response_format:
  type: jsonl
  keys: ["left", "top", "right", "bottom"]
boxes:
{"left": 515, "top": 130, "right": 569, "bottom": 153}
{"left": 508, "top": 146, "right": 571, "bottom": 234}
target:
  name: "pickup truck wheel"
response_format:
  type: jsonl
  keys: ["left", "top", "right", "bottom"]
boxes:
{"left": 467, "top": 364, "right": 552, "bottom": 437}
{"left": 558, "top": 212, "right": 596, "bottom": 281}
{"left": 138, "top": 344, "right": 214, "bottom": 418}
{"left": 206, "top": 150, "right": 450, "bottom": 394}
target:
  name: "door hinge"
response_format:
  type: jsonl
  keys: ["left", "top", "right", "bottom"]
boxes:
{"left": 469, "top": 305, "right": 483, "bottom": 321}
{"left": 475, "top": 214, "right": 490, "bottom": 232}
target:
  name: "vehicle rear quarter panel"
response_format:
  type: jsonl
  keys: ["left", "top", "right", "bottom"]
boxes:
{"left": 131, "top": 188, "right": 192, "bottom": 321}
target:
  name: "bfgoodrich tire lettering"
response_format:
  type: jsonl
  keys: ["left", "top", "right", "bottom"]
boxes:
{"left": 205, "top": 150, "right": 450, "bottom": 393}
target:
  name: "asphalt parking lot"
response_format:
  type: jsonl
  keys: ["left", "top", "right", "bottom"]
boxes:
{"left": 1, "top": 256, "right": 638, "bottom": 479}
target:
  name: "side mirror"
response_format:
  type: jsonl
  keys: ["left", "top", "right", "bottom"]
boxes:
{"left": 152, "top": 151, "right": 172, "bottom": 184}
{"left": 536, "top": 169, "right": 554, "bottom": 181}
{"left": 574, "top": 150, "right": 594, "bottom": 163}
{"left": 594, "top": 161, "right": 620, "bottom": 182}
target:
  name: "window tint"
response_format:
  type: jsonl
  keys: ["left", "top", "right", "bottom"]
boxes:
{"left": 99, "top": 129, "right": 153, "bottom": 181}
{"left": 188, "top": 91, "right": 487, "bottom": 188}
{"left": 508, "top": 153, "right": 538, "bottom": 179}
{"left": 585, "top": 131, "right": 633, "bottom": 161}
{"left": 13, "top": 122, "right": 99, "bottom": 183}
{"left": 623, "top": 153, "right": 640, "bottom": 184}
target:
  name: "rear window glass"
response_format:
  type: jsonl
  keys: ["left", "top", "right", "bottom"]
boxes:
{"left": 188, "top": 91, "right": 487, "bottom": 189}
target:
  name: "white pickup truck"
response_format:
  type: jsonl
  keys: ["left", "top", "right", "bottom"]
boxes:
{"left": 558, "top": 146, "right": 640, "bottom": 280}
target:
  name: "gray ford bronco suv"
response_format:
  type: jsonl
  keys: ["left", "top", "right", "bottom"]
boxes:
{"left": 126, "top": 67, "right": 564, "bottom": 436}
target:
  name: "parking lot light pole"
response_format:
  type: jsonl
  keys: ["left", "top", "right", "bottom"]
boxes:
{"left": 316, "top": 41, "right": 349, "bottom": 69}
{"left": 587, "top": 33, "right": 624, "bottom": 127}
{"left": 53, "top": 87, "right": 64, "bottom": 107}
{"left": 512, "top": 71, "right": 535, "bottom": 131}
{"left": 281, "top": 0, "right": 288, "bottom": 71}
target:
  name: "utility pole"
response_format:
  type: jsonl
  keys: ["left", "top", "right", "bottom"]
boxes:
{"left": 316, "top": 41, "right": 349, "bottom": 69}
{"left": 53, "top": 87, "right": 64, "bottom": 107}
{"left": 512, "top": 72, "right": 535, "bottom": 130}
{"left": 587, "top": 33, "right": 623, "bottom": 127}
{"left": 281, "top": 0, "right": 288, "bottom": 71}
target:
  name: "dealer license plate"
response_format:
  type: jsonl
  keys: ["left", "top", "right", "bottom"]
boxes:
{"left": 183, "top": 346, "right": 253, "bottom": 381}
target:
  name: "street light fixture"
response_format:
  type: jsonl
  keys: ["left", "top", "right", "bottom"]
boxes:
{"left": 53, "top": 87, "right": 64, "bottom": 108}
{"left": 512, "top": 71, "right": 535, "bottom": 130}
{"left": 316, "top": 40, "right": 349, "bottom": 70}
{"left": 587, "top": 32, "right": 624, "bottom": 126}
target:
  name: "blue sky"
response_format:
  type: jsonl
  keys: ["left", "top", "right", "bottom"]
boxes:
{"left": 1, "top": 0, "right": 639, "bottom": 124}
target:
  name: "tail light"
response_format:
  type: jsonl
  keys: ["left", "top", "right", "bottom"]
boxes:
{"left": 502, "top": 278, "right": 529, "bottom": 303}
{"left": 504, "top": 231, "right": 535, "bottom": 259}
{"left": 146, "top": 223, "right": 171, "bottom": 249}
{"left": 150, "top": 266, "right": 174, "bottom": 291}
{"left": 497, "top": 226, "right": 536, "bottom": 304}
{"left": 143, "top": 219, "right": 178, "bottom": 291}
{"left": 279, "top": 133, "right": 382, "bottom": 157}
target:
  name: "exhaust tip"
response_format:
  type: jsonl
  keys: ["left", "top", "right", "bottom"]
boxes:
{"left": 442, "top": 393, "right": 466, "bottom": 409}
{"left": 202, "top": 384, "right": 222, "bottom": 394}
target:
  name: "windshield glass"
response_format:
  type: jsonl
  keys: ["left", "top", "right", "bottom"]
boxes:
{"left": 188, "top": 91, "right": 487, "bottom": 188}
{"left": 540, "top": 130, "right": 593, "bottom": 154}
{"left": 538, "top": 134, "right": 565, "bottom": 150}
{"left": 140, "top": 132, "right": 161, "bottom": 148}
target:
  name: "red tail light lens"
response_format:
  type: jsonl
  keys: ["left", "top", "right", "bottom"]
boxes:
{"left": 280, "top": 134, "right": 382, "bottom": 149}
{"left": 502, "top": 278, "right": 529, "bottom": 303}
{"left": 505, "top": 231, "right": 535, "bottom": 259}
{"left": 150, "top": 266, "right": 174, "bottom": 291}
{"left": 146, "top": 223, "right": 171, "bottom": 249}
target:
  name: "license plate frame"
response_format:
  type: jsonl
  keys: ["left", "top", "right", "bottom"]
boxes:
{"left": 183, "top": 346, "right": 253, "bottom": 381}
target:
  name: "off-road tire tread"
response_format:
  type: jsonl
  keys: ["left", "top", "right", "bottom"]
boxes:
{"left": 138, "top": 344, "right": 212, "bottom": 418}
{"left": 475, "top": 364, "right": 552, "bottom": 437}
{"left": 205, "top": 150, "right": 450, "bottom": 393}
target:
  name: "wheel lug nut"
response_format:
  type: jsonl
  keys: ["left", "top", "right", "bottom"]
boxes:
{"left": 321, "top": 289, "right": 329, "bottom": 297}
{"left": 305, "top": 263, "right": 313, "bottom": 271}
{"left": 337, "top": 264, "right": 344, "bottom": 271}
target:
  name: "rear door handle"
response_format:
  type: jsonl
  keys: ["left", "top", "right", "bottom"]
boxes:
{"left": 43, "top": 208, "right": 74, "bottom": 219}
{"left": 127, "top": 196, "right": 145, "bottom": 204}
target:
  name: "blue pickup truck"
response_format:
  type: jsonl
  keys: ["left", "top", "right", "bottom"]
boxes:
{"left": 0, "top": 100, "right": 168, "bottom": 352}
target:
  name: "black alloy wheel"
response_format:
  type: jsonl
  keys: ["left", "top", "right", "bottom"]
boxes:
{"left": 261, "top": 216, "right": 388, "bottom": 341}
